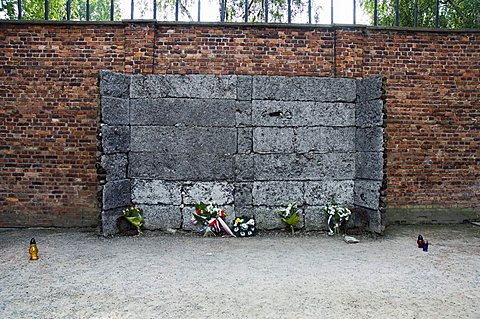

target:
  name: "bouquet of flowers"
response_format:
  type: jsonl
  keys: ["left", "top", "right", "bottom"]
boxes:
{"left": 191, "top": 201, "right": 235, "bottom": 237}
{"left": 323, "top": 196, "right": 351, "bottom": 235}
{"left": 121, "top": 205, "right": 144, "bottom": 234}
{"left": 232, "top": 216, "right": 256, "bottom": 237}
{"left": 278, "top": 202, "right": 301, "bottom": 235}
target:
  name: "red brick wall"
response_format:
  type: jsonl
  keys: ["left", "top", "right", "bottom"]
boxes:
{"left": 0, "top": 22, "right": 478, "bottom": 227}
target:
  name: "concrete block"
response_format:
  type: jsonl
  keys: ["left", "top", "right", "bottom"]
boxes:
{"left": 304, "top": 206, "right": 328, "bottom": 231}
{"left": 138, "top": 204, "right": 182, "bottom": 230}
{"left": 366, "top": 209, "right": 383, "bottom": 233}
{"left": 129, "top": 152, "right": 235, "bottom": 181}
{"left": 130, "top": 126, "right": 237, "bottom": 154}
{"left": 166, "top": 74, "right": 237, "bottom": 99}
{"left": 101, "top": 153, "right": 128, "bottom": 181}
{"left": 235, "top": 101, "right": 252, "bottom": 127}
{"left": 100, "top": 71, "right": 130, "bottom": 98}
{"left": 131, "top": 179, "right": 182, "bottom": 205}
{"left": 101, "top": 97, "right": 129, "bottom": 125}
{"left": 252, "top": 100, "right": 355, "bottom": 127}
{"left": 354, "top": 180, "right": 382, "bottom": 210}
{"left": 237, "top": 75, "right": 253, "bottom": 101}
{"left": 234, "top": 182, "right": 253, "bottom": 207}
{"left": 253, "top": 206, "right": 304, "bottom": 230}
{"left": 356, "top": 99, "right": 384, "bottom": 128}
{"left": 101, "top": 207, "right": 125, "bottom": 236}
{"left": 356, "top": 127, "right": 384, "bottom": 152}
{"left": 252, "top": 76, "right": 356, "bottom": 102}
{"left": 103, "top": 179, "right": 131, "bottom": 210}
{"left": 304, "top": 180, "right": 354, "bottom": 206}
{"left": 355, "top": 152, "right": 384, "bottom": 181}
{"left": 356, "top": 76, "right": 383, "bottom": 102}
{"left": 101, "top": 125, "right": 130, "bottom": 154}
{"left": 253, "top": 127, "right": 295, "bottom": 153}
{"left": 130, "top": 74, "right": 170, "bottom": 98}
{"left": 296, "top": 127, "right": 355, "bottom": 153}
{"left": 183, "top": 182, "right": 234, "bottom": 205}
{"left": 235, "top": 155, "right": 254, "bottom": 181}
{"left": 252, "top": 181, "right": 304, "bottom": 206}
{"left": 130, "top": 98, "right": 237, "bottom": 127}
{"left": 237, "top": 128, "right": 252, "bottom": 154}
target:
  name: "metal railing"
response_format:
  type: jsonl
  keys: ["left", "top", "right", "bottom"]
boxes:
{"left": 1, "top": 0, "right": 469, "bottom": 28}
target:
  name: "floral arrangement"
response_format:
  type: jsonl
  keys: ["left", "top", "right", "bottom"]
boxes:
{"left": 323, "top": 196, "right": 351, "bottom": 235}
{"left": 121, "top": 205, "right": 144, "bottom": 234}
{"left": 232, "top": 216, "right": 256, "bottom": 237}
{"left": 191, "top": 201, "right": 235, "bottom": 237}
{"left": 278, "top": 202, "right": 301, "bottom": 234}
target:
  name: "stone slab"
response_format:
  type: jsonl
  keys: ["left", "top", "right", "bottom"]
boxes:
{"left": 252, "top": 76, "right": 356, "bottom": 102}
{"left": 304, "top": 205, "right": 328, "bottom": 231}
{"left": 237, "top": 75, "right": 253, "bottom": 101}
{"left": 237, "top": 128, "right": 252, "bottom": 154}
{"left": 253, "top": 206, "right": 304, "bottom": 230}
{"left": 234, "top": 155, "right": 254, "bottom": 181}
{"left": 355, "top": 152, "right": 384, "bottom": 181}
{"left": 252, "top": 181, "right": 304, "bottom": 206}
{"left": 131, "top": 179, "right": 182, "bottom": 205}
{"left": 129, "top": 98, "right": 237, "bottom": 127}
{"left": 235, "top": 101, "right": 252, "bottom": 127}
{"left": 304, "top": 180, "right": 355, "bottom": 206}
{"left": 101, "top": 125, "right": 130, "bottom": 154}
{"left": 356, "top": 99, "right": 384, "bottom": 128}
{"left": 354, "top": 180, "right": 382, "bottom": 210}
{"left": 183, "top": 182, "right": 234, "bottom": 205}
{"left": 101, "top": 97, "right": 129, "bottom": 125}
{"left": 252, "top": 101, "right": 355, "bottom": 127}
{"left": 356, "top": 127, "right": 384, "bottom": 152}
{"left": 296, "top": 127, "right": 355, "bottom": 153}
{"left": 100, "top": 71, "right": 130, "bottom": 98}
{"left": 129, "top": 152, "right": 235, "bottom": 181}
{"left": 356, "top": 76, "right": 383, "bottom": 102}
{"left": 101, "top": 153, "right": 128, "bottom": 182}
{"left": 103, "top": 179, "right": 131, "bottom": 210}
{"left": 101, "top": 207, "right": 125, "bottom": 236}
{"left": 234, "top": 182, "right": 253, "bottom": 207}
{"left": 138, "top": 204, "right": 182, "bottom": 230}
{"left": 130, "top": 126, "right": 237, "bottom": 154}
{"left": 253, "top": 127, "right": 295, "bottom": 153}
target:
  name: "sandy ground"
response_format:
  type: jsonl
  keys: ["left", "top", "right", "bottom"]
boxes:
{"left": 0, "top": 225, "right": 479, "bottom": 319}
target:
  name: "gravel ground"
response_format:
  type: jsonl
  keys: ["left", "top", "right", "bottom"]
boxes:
{"left": 0, "top": 224, "right": 479, "bottom": 319}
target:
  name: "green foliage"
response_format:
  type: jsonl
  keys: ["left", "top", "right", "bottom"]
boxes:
{"left": 278, "top": 202, "right": 300, "bottom": 234}
{"left": 122, "top": 205, "right": 144, "bottom": 234}
{"left": 361, "top": 0, "right": 479, "bottom": 28}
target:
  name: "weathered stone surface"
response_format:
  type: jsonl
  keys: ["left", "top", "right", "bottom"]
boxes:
{"left": 296, "top": 127, "right": 355, "bottom": 153}
{"left": 101, "top": 153, "right": 128, "bottom": 181}
{"left": 356, "top": 76, "right": 383, "bottom": 102}
{"left": 183, "top": 182, "right": 234, "bottom": 205}
{"left": 129, "top": 98, "right": 237, "bottom": 127}
{"left": 356, "top": 127, "right": 384, "bottom": 152}
{"left": 253, "top": 153, "right": 355, "bottom": 181}
{"left": 101, "top": 97, "right": 129, "bottom": 125}
{"left": 253, "top": 127, "right": 295, "bottom": 153}
{"left": 130, "top": 74, "right": 171, "bottom": 98}
{"left": 237, "top": 75, "right": 253, "bottom": 101}
{"left": 366, "top": 208, "right": 383, "bottom": 233}
{"left": 252, "top": 101, "right": 355, "bottom": 127}
{"left": 254, "top": 206, "right": 304, "bottom": 230}
{"left": 354, "top": 180, "right": 382, "bottom": 210}
{"left": 304, "top": 206, "right": 328, "bottom": 231}
{"left": 234, "top": 155, "right": 254, "bottom": 181}
{"left": 101, "top": 207, "right": 125, "bottom": 236}
{"left": 355, "top": 152, "right": 384, "bottom": 181}
{"left": 100, "top": 71, "right": 130, "bottom": 98}
{"left": 235, "top": 101, "right": 252, "bottom": 127}
{"left": 131, "top": 179, "right": 181, "bottom": 205}
{"left": 129, "top": 152, "right": 235, "bottom": 181}
{"left": 101, "top": 125, "right": 130, "bottom": 154}
{"left": 252, "top": 181, "right": 304, "bottom": 206}
{"left": 182, "top": 205, "right": 235, "bottom": 231}
{"left": 237, "top": 128, "right": 252, "bottom": 154}
{"left": 138, "top": 204, "right": 182, "bottom": 230}
{"left": 304, "top": 180, "right": 354, "bottom": 206}
{"left": 130, "top": 126, "right": 237, "bottom": 154}
{"left": 356, "top": 99, "right": 384, "bottom": 128}
{"left": 234, "top": 182, "right": 253, "bottom": 207}
{"left": 252, "top": 76, "right": 356, "bottom": 102}
{"left": 103, "top": 179, "right": 131, "bottom": 210}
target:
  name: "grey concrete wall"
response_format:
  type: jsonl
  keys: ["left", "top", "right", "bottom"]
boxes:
{"left": 99, "top": 71, "right": 385, "bottom": 235}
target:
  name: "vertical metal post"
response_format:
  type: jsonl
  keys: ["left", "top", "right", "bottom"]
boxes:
{"left": 175, "top": 0, "right": 179, "bottom": 21}
{"left": 287, "top": 0, "right": 291, "bottom": 23}
{"left": 264, "top": 0, "right": 268, "bottom": 23}
{"left": 353, "top": 0, "right": 356, "bottom": 24}
{"left": 131, "top": 0, "right": 134, "bottom": 19}
{"left": 373, "top": 0, "right": 378, "bottom": 26}
{"left": 435, "top": 0, "right": 439, "bottom": 28}
{"left": 67, "top": 0, "right": 71, "bottom": 20}
{"left": 330, "top": 0, "right": 333, "bottom": 24}
{"left": 17, "top": 0, "right": 22, "bottom": 19}
{"left": 244, "top": 0, "right": 248, "bottom": 22}
{"left": 86, "top": 0, "right": 90, "bottom": 21}
{"left": 220, "top": 0, "right": 225, "bottom": 22}
{"left": 45, "top": 0, "right": 49, "bottom": 20}
{"left": 395, "top": 0, "right": 399, "bottom": 26}
{"left": 198, "top": 0, "right": 201, "bottom": 22}
{"left": 110, "top": 0, "right": 114, "bottom": 21}
{"left": 153, "top": 0, "right": 157, "bottom": 19}
{"left": 308, "top": 0, "right": 311, "bottom": 24}
{"left": 414, "top": 0, "right": 418, "bottom": 27}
